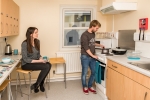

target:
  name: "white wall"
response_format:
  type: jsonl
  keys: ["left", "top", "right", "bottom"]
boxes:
{"left": 135, "top": 42, "right": 150, "bottom": 58}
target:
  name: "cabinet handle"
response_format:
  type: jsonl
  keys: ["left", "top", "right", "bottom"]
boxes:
{"left": 1, "top": 22, "right": 3, "bottom": 34}
{"left": 106, "top": 69, "right": 108, "bottom": 79}
{"left": 112, "top": 65, "right": 117, "bottom": 68}
{"left": 144, "top": 92, "right": 147, "bottom": 100}
{"left": 6, "top": 23, "right": 9, "bottom": 34}
{"left": 14, "top": 25, "right": 16, "bottom": 33}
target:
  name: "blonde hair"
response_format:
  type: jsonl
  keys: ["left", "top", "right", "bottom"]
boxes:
{"left": 89, "top": 20, "right": 101, "bottom": 28}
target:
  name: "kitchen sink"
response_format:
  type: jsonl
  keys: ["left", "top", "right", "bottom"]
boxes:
{"left": 128, "top": 62, "right": 150, "bottom": 71}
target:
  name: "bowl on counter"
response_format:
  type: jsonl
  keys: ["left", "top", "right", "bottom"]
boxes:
{"left": 1, "top": 57, "right": 11, "bottom": 63}
{"left": 126, "top": 50, "right": 141, "bottom": 60}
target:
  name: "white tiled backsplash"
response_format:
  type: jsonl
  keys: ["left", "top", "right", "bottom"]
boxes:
{"left": 0, "top": 38, "right": 6, "bottom": 56}
{"left": 135, "top": 41, "right": 150, "bottom": 58}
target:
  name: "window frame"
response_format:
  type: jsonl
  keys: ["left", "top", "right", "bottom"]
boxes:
{"left": 59, "top": 5, "right": 97, "bottom": 51}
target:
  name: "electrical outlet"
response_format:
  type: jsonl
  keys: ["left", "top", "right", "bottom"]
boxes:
{"left": 53, "top": 70, "right": 55, "bottom": 74}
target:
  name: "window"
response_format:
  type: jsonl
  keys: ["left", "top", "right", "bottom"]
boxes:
{"left": 60, "top": 6, "right": 96, "bottom": 51}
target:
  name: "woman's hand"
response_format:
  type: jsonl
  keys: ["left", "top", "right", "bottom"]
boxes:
{"left": 39, "top": 59, "right": 46, "bottom": 63}
{"left": 39, "top": 57, "right": 43, "bottom": 60}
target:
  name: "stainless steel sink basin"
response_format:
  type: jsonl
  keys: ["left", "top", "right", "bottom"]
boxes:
{"left": 128, "top": 62, "right": 150, "bottom": 71}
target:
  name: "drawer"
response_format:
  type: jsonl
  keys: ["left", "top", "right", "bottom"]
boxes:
{"left": 111, "top": 61, "right": 123, "bottom": 73}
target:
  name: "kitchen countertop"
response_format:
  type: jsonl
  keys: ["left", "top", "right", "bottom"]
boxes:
{"left": 0, "top": 55, "right": 21, "bottom": 85}
{"left": 107, "top": 55, "right": 150, "bottom": 77}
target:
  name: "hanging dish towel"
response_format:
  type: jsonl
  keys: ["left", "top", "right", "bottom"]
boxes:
{"left": 95, "top": 61, "right": 105, "bottom": 84}
{"left": 95, "top": 61, "right": 101, "bottom": 84}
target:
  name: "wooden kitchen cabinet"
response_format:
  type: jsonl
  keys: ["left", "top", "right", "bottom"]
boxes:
{"left": 0, "top": 0, "right": 19, "bottom": 37}
{"left": 106, "top": 65, "right": 124, "bottom": 100}
{"left": 110, "top": 68, "right": 124, "bottom": 100}
{"left": 107, "top": 60, "right": 150, "bottom": 100}
{"left": 102, "top": 0, "right": 137, "bottom": 7}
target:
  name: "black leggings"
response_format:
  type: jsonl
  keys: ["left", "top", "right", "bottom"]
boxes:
{"left": 22, "top": 62, "right": 51, "bottom": 84}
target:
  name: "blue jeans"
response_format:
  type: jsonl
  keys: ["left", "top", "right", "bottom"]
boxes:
{"left": 81, "top": 55, "right": 96, "bottom": 88}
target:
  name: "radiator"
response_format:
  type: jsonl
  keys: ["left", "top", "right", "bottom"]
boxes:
{"left": 56, "top": 51, "right": 82, "bottom": 74}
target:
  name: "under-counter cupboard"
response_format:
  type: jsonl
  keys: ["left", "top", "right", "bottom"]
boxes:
{"left": 0, "top": 0, "right": 19, "bottom": 37}
{"left": 106, "top": 59, "right": 150, "bottom": 100}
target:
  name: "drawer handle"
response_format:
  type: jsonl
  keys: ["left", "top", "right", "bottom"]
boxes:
{"left": 112, "top": 65, "right": 117, "bottom": 68}
{"left": 144, "top": 92, "right": 147, "bottom": 100}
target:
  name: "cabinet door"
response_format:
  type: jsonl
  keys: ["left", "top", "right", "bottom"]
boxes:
{"left": 1, "top": 0, "right": 6, "bottom": 37}
{"left": 8, "top": 0, "right": 13, "bottom": 35}
{"left": 16, "top": 4, "right": 19, "bottom": 35}
{"left": 1, "top": 0, "right": 10, "bottom": 37}
{"left": 106, "top": 67, "right": 111, "bottom": 100}
{"left": 110, "top": 68, "right": 124, "bottom": 100}
{"left": 124, "top": 76, "right": 150, "bottom": 100}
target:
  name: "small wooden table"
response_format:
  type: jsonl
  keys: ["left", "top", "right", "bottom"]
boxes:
{"left": 49, "top": 57, "right": 66, "bottom": 88}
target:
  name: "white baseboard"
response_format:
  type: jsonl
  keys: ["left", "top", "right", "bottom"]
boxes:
{"left": 96, "top": 86, "right": 108, "bottom": 100}
{"left": 11, "top": 76, "right": 82, "bottom": 85}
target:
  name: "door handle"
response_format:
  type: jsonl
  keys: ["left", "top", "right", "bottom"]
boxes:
{"left": 99, "top": 64, "right": 106, "bottom": 67}
{"left": 144, "top": 92, "right": 147, "bottom": 100}
{"left": 106, "top": 69, "right": 108, "bottom": 79}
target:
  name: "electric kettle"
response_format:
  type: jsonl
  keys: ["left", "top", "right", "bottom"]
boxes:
{"left": 5, "top": 44, "right": 12, "bottom": 55}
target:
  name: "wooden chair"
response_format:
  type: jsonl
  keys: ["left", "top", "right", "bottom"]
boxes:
{"left": 0, "top": 79, "right": 13, "bottom": 100}
{"left": 15, "top": 68, "right": 47, "bottom": 100}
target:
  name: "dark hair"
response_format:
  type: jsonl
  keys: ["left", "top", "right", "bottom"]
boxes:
{"left": 89, "top": 20, "right": 101, "bottom": 28}
{"left": 24, "top": 27, "right": 40, "bottom": 53}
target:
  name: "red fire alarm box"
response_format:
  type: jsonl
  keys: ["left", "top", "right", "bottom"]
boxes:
{"left": 139, "top": 18, "right": 148, "bottom": 30}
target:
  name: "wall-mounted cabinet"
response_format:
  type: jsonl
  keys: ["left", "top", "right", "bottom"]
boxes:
{"left": 0, "top": 0, "right": 19, "bottom": 37}
{"left": 102, "top": 0, "right": 137, "bottom": 7}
